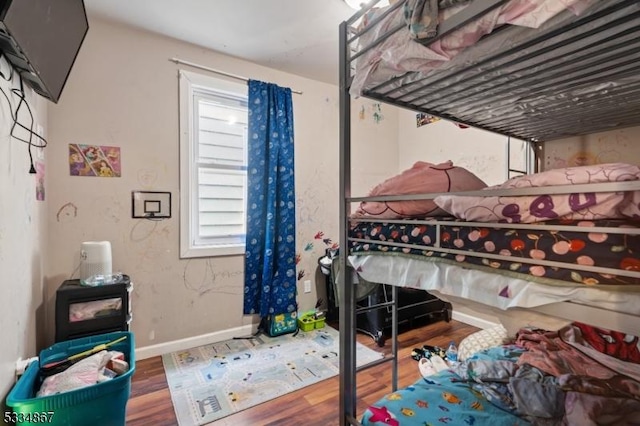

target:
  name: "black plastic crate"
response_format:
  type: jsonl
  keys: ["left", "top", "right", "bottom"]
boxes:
{"left": 55, "top": 276, "right": 131, "bottom": 343}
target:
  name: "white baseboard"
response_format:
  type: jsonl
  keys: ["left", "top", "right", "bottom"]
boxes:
{"left": 135, "top": 324, "right": 255, "bottom": 360}
{"left": 452, "top": 311, "right": 499, "bottom": 330}
{"left": 135, "top": 313, "right": 498, "bottom": 360}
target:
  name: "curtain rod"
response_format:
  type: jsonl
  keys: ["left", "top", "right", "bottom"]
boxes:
{"left": 169, "top": 57, "right": 303, "bottom": 95}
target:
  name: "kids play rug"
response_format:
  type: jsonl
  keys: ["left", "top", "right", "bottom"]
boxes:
{"left": 162, "top": 325, "right": 383, "bottom": 425}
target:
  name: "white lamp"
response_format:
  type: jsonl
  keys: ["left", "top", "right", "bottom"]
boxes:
{"left": 344, "top": 0, "right": 390, "bottom": 10}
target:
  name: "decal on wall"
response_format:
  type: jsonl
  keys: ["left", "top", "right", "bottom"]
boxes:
{"left": 296, "top": 231, "right": 341, "bottom": 282}
{"left": 35, "top": 162, "right": 44, "bottom": 201}
{"left": 357, "top": 102, "right": 386, "bottom": 123}
{"left": 372, "top": 103, "right": 384, "bottom": 124}
{"left": 417, "top": 113, "right": 440, "bottom": 127}
{"left": 69, "top": 144, "right": 121, "bottom": 177}
{"left": 315, "top": 230, "right": 339, "bottom": 250}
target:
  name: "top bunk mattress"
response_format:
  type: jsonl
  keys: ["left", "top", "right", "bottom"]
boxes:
{"left": 349, "top": 217, "right": 640, "bottom": 289}
{"left": 345, "top": 0, "right": 640, "bottom": 141}
{"left": 350, "top": 0, "right": 598, "bottom": 95}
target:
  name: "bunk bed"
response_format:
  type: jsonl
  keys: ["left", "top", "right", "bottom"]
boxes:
{"left": 338, "top": 1, "right": 640, "bottom": 425}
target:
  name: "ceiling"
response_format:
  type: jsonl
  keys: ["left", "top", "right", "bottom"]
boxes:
{"left": 84, "top": 0, "right": 358, "bottom": 85}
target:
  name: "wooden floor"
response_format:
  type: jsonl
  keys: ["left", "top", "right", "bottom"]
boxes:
{"left": 125, "top": 319, "right": 479, "bottom": 426}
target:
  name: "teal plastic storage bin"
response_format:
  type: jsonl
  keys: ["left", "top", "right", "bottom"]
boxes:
{"left": 6, "top": 331, "right": 135, "bottom": 426}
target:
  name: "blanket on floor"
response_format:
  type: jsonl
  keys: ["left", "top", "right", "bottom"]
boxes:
{"left": 363, "top": 325, "right": 640, "bottom": 426}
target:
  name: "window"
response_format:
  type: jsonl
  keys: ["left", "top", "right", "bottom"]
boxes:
{"left": 179, "top": 70, "right": 248, "bottom": 257}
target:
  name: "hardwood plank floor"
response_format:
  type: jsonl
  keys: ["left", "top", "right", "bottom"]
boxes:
{"left": 125, "top": 319, "right": 479, "bottom": 426}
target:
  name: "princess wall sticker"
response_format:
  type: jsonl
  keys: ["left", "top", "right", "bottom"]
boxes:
{"left": 68, "top": 144, "right": 121, "bottom": 177}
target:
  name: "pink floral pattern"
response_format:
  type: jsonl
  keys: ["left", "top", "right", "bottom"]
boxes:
{"left": 434, "top": 163, "right": 640, "bottom": 223}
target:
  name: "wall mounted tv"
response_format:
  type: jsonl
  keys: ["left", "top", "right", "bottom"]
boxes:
{"left": 0, "top": 0, "right": 89, "bottom": 103}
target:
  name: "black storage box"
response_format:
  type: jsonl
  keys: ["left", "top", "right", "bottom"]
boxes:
{"left": 55, "top": 275, "right": 132, "bottom": 342}
{"left": 357, "top": 284, "right": 451, "bottom": 346}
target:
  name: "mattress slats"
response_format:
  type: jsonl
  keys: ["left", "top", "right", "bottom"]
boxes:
{"left": 346, "top": 0, "right": 640, "bottom": 142}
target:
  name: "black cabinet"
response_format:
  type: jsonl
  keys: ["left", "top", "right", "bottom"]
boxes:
{"left": 322, "top": 256, "right": 451, "bottom": 346}
{"left": 55, "top": 276, "right": 132, "bottom": 342}
{"left": 356, "top": 284, "right": 451, "bottom": 347}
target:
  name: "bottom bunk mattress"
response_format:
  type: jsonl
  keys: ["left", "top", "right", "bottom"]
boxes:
{"left": 361, "top": 325, "right": 640, "bottom": 425}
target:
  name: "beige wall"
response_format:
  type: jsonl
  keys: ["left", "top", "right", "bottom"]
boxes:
{"left": 540, "top": 127, "right": 640, "bottom": 170}
{"left": 397, "top": 110, "right": 514, "bottom": 186}
{"left": 350, "top": 100, "right": 399, "bottom": 196}
{"left": 0, "top": 78, "right": 48, "bottom": 401}
{"left": 395, "top": 109, "right": 521, "bottom": 326}
{"left": 45, "top": 18, "right": 399, "bottom": 350}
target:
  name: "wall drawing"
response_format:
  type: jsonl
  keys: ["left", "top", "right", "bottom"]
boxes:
{"left": 129, "top": 219, "right": 158, "bottom": 243}
{"left": 137, "top": 168, "right": 159, "bottom": 188}
{"left": 183, "top": 259, "right": 243, "bottom": 297}
{"left": 454, "top": 153, "right": 502, "bottom": 184}
{"left": 128, "top": 220, "right": 173, "bottom": 275}
{"left": 542, "top": 129, "right": 640, "bottom": 171}
{"left": 56, "top": 202, "right": 78, "bottom": 223}
{"left": 94, "top": 195, "right": 124, "bottom": 224}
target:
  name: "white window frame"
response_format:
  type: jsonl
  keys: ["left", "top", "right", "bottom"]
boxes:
{"left": 179, "top": 70, "right": 248, "bottom": 258}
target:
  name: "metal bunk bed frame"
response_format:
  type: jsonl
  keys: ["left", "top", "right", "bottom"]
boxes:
{"left": 339, "top": 1, "right": 640, "bottom": 425}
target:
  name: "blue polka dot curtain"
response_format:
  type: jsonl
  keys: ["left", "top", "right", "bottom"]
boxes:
{"left": 244, "top": 80, "right": 297, "bottom": 317}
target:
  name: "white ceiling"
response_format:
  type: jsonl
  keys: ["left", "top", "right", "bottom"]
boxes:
{"left": 84, "top": 0, "right": 358, "bottom": 85}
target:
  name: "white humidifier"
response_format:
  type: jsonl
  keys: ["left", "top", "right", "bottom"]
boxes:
{"left": 80, "top": 241, "right": 112, "bottom": 286}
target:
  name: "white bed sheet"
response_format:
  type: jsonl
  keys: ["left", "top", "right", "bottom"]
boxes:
{"left": 349, "top": 254, "right": 640, "bottom": 334}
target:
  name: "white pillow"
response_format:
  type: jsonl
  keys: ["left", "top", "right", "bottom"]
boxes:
{"left": 458, "top": 325, "right": 508, "bottom": 361}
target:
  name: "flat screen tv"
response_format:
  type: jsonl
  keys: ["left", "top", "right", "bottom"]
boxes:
{"left": 0, "top": 0, "right": 88, "bottom": 103}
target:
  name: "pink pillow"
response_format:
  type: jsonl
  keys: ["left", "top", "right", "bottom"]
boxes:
{"left": 434, "top": 163, "right": 640, "bottom": 223}
{"left": 353, "top": 160, "right": 487, "bottom": 218}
